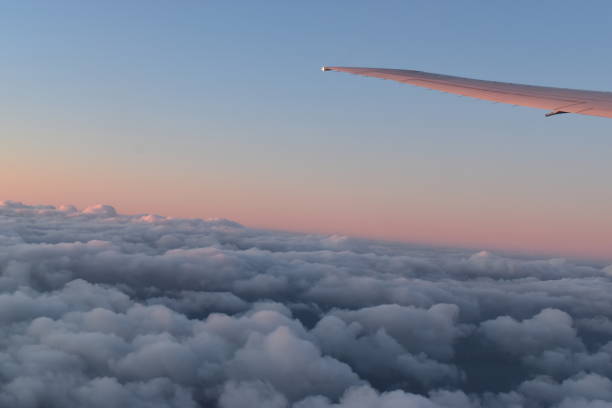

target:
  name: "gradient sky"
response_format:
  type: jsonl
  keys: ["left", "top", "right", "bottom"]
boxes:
{"left": 2, "top": 1, "right": 612, "bottom": 261}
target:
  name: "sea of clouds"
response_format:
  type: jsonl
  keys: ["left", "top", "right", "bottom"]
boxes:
{"left": 0, "top": 200, "right": 611, "bottom": 408}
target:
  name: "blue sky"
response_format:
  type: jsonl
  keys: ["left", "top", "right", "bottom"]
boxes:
{"left": 2, "top": 1, "right": 612, "bottom": 259}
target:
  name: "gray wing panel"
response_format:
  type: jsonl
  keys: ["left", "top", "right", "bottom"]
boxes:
{"left": 323, "top": 66, "right": 612, "bottom": 118}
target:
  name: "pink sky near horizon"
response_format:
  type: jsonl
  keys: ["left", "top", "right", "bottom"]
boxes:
{"left": 3, "top": 153, "right": 611, "bottom": 262}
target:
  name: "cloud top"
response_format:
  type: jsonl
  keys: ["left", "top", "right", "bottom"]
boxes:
{"left": 0, "top": 201, "right": 611, "bottom": 407}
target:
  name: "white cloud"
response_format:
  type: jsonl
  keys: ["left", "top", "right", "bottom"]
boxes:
{"left": 0, "top": 201, "right": 611, "bottom": 407}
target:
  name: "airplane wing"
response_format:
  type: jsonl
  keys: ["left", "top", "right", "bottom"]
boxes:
{"left": 322, "top": 66, "right": 612, "bottom": 118}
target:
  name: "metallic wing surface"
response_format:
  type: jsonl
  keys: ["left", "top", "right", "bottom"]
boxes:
{"left": 322, "top": 66, "right": 612, "bottom": 118}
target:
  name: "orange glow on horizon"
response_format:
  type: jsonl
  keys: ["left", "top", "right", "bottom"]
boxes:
{"left": 3, "top": 148, "right": 611, "bottom": 263}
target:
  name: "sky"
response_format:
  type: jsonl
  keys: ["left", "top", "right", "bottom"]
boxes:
{"left": 2, "top": 1, "right": 612, "bottom": 260}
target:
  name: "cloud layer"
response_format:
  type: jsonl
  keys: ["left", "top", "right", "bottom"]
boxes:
{"left": 0, "top": 200, "right": 611, "bottom": 407}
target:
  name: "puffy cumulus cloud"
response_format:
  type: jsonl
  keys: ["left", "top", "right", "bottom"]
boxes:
{"left": 226, "top": 326, "right": 361, "bottom": 401}
{"left": 479, "top": 308, "right": 583, "bottom": 356}
{"left": 311, "top": 314, "right": 463, "bottom": 390}
{"left": 0, "top": 201, "right": 611, "bottom": 408}
{"left": 219, "top": 381, "right": 288, "bottom": 408}
{"left": 513, "top": 373, "right": 612, "bottom": 408}
{"left": 325, "top": 303, "right": 463, "bottom": 360}
{"left": 82, "top": 204, "right": 118, "bottom": 217}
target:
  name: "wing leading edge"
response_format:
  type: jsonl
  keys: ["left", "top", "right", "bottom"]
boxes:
{"left": 322, "top": 66, "right": 612, "bottom": 118}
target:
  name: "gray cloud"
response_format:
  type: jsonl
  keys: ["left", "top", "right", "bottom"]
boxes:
{"left": 479, "top": 308, "right": 583, "bottom": 356}
{"left": 0, "top": 201, "right": 611, "bottom": 407}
